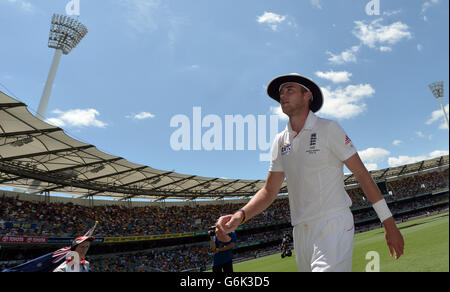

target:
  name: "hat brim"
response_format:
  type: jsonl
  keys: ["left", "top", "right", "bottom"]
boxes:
{"left": 71, "top": 236, "right": 94, "bottom": 249}
{"left": 267, "top": 74, "right": 323, "bottom": 113}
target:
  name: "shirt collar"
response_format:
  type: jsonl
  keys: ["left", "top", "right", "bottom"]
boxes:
{"left": 286, "top": 111, "right": 317, "bottom": 134}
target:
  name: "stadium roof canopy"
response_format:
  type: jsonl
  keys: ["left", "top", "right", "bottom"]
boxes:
{"left": 0, "top": 91, "right": 449, "bottom": 201}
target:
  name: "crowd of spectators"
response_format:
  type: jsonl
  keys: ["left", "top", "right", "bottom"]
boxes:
{"left": 0, "top": 195, "right": 290, "bottom": 238}
{"left": 347, "top": 169, "right": 448, "bottom": 208}
{"left": 388, "top": 169, "right": 448, "bottom": 199}
{"left": 89, "top": 228, "right": 292, "bottom": 272}
{"left": 90, "top": 244, "right": 211, "bottom": 272}
{"left": 0, "top": 169, "right": 448, "bottom": 239}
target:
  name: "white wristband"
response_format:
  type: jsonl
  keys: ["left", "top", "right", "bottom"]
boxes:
{"left": 372, "top": 199, "right": 392, "bottom": 223}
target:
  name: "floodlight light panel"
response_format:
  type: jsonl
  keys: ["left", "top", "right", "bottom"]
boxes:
{"left": 429, "top": 81, "right": 444, "bottom": 99}
{"left": 47, "top": 14, "right": 88, "bottom": 55}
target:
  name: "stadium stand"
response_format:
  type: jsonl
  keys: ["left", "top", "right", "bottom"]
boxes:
{"left": 0, "top": 164, "right": 448, "bottom": 272}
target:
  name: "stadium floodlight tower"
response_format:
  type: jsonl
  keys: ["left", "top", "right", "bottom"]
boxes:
{"left": 429, "top": 81, "right": 449, "bottom": 130}
{"left": 36, "top": 14, "right": 88, "bottom": 120}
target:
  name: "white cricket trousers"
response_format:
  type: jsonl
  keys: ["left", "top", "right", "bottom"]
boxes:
{"left": 293, "top": 209, "right": 354, "bottom": 272}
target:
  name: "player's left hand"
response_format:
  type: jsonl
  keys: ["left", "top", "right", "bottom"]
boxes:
{"left": 383, "top": 218, "right": 404, "bottom": 259}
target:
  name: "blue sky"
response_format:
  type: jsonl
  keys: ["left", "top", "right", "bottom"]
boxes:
{"left": 0, "top": 0, "right": 448, "bottom": 183}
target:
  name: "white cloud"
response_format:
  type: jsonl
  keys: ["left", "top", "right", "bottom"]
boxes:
{"left": 388, "top": 155, "right": 427, "bottom": 167}
{"left": 364, "top": 163, "right": 379, "bottom": 171}
{"left": 315, "top": 71, "right": 352, "bottom": 84}
{"left": 320, "top": 84, "right": 375, "bottom": 119}
{"left": 388, "top": 150, "right": 449, "bottom": 167}
{"left": 429, "top": 150, "right": 449, "bottom": 157}
{"left": 327, "top": 19, "right": 411, "bottom": 65}
{"left": 46, "top": 117, "right": 65, "bottom": 128}
{"left": 327, "top": 46, "right": 360, "bottom": 65}
{"left": 270, "top": 106, "right": 288, "bottom": 121}
{"left": 257, "top": 12, "right": 286, "bottom": 31}
{"left": 426, "top": 104, "right": 449, "bottom": 130}
{"left": 393, "top": 140, "right": 402, "bottom": 146}
{"left": 128, "top": 112, "right": 156, "bottom": 120}
{"left": 358, "top": 147, "right": 391, "bottom": 163}
{"left": 352, "top": 19, "right": 412, "bottom": 50}
{"left": 46, "top": 109, "right": 107, "bottom": 128}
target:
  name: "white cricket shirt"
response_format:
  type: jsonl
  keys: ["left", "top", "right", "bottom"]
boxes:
{"left": 269, "top": 111, "right": 356, "bottom": 226}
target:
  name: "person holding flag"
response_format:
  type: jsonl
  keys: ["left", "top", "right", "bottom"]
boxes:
{"left": 53, "top": 220, "right": 98, "bottom": 272}
{"left": 2, "top": 221, "right": 98, "bottom": 272}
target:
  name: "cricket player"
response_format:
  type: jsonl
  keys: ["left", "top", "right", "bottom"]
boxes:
{"left": 215, "top": 73, "right": 404, "bottom": 272}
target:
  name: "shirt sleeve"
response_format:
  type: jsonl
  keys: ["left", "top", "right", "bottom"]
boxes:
{"left": 269, "top": 134, "right": 284, "bottom": 172}
{"left": 327, "top": 121, "right": 357, "bottom": 162}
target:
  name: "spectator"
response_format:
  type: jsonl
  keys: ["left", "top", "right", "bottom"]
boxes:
{"left": 210, "top": 230, "right": 236, "bottom": 273}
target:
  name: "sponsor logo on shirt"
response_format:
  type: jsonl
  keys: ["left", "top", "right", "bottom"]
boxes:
{"left": 280, "top": 142, "right": 291, "bottom": 156}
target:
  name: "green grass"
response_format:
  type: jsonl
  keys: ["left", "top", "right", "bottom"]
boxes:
{"left": 233, "top": 213, "right": 449, "bottom": 272}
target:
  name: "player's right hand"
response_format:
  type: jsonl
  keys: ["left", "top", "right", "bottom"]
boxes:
{"left": 383, "top": 218, "right": 404, "bottom": 259}
{"left": 215, "top": 214, "right": 240, "bottom": 242}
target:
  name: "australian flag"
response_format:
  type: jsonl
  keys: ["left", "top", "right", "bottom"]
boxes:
{"left": 2, "top": 246, "right": 70, "bottom": 272}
